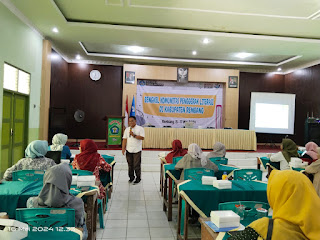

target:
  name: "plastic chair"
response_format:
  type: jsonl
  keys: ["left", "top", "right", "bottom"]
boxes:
{"left": 209, "top": 157, "right": 228, "bottom": 165}
{"left": 233, "top": 169, "right": 262, "bottom": 181}
{"left": 218, "top": 201, "right": 270, "bottom": 226}
{"left": 16, "top": 208, "right": 75, "bottom": 227}
{"left": 71, "top": 169, "right": 93, "bottom": 176}
{"left": 183, "top": 168, "right": 215, "bottom": 181}
{"left": 97, "top": 199, "right": 104, "bottom": 229}
{"left": 12, "top": 170, "right": 45, "bottom": 181}
{"left": 173, "top": 156, "right": 183, "bottom": 164}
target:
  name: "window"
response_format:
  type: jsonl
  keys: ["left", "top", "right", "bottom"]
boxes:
{"left": 3, "top": 63, "right": 30, "bottom": 95}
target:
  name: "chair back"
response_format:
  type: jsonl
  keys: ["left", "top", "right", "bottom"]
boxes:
{"left": 233, "top": 169, "right": 262, "bottom": 181}
{"left": 209, "top": 157, "right": 228, "bottom": 165}
{"left": 45, "top": 151, "right": 62, "bottom": 164}
{"left": 12, "top": 170, "right": 45, "bottom": 181}
{"left": 183, "top": 168, "right": 215, "bottom": 181}
{"left": 173, "top": 156, "right": 183, "bottom": 164}
{"left": 71, "top": 169, "right": 93, "bottom": 176}
{"left": 101, "top": 155, "right": 114, "bottom": 164}
{"left": 218, "top": 201, "right": 269, "bottom": 225}
{"left": 16, "top": 208, "right": 75, "bottom": 227}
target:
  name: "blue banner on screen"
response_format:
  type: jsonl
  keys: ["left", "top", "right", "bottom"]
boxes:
{"left": 136, "top": 80, "right": 223, "bottom": 128}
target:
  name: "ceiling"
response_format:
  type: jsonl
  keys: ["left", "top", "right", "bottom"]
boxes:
{"left": 4, "top": 0, "right": 320, "bottom": 73}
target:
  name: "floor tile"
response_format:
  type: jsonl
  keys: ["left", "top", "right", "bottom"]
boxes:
{"left": 105, "top": 219, "right": 127, "bottom": 228}
{"left": 127, "top": 227, "right": 150, "bottom": 238}
{"left": 127, "top": 219, "right": 149, "bottom": 228}
{"left": 102, "top": 227, "right": 127, "bottom": 239}
{"left": 150, "top": 228, "right": 174, "bottom": 238}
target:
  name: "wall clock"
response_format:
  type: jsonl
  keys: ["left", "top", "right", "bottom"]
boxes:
{"left": 90, "top": 70, "right": 101, "bottom": 81}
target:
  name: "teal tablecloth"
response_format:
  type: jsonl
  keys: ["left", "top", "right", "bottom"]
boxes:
{"left": 0, "top": 181, "right": 96, "bottom": 219}
{"left": 178, "top": 180, "right": 268, "bottom": 217}
{"left": 101, "top": 155, "right": 115, "bottom": 187}
{"left": 164, "top": 164, "right": 238, "bottom": 181}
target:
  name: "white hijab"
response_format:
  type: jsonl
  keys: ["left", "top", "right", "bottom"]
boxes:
{"left": 188, "top": 143, "right": 207, "bottom": 166}
{"left": 50, "top": 133, "right": 68, "bottom": 151}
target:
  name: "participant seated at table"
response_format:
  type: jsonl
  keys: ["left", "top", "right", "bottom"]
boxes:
{"left": 305, "top": 159, "right": 320, "bottom": 197}
{"left": 72, "top": 139, "right": 111, "bottom": 199}
{"left": 228, "top": 170, "right": 320, "bottom": 240}
{"left": 3, "top": 140, "right": 56, "bottom": 181}
{"left": 27, "top": 163, "right": 87, "bottom": 240}
{"left": 165, "top": 139, "right": 188, "bottom": 164}
{"left": 301, "top": 141, "right": 319, "bottom": 164}
{"left": 270, "top": 138, "right": 298, "bottom": 170}
{"left": 175, "top": 143, "right": 218, "bottom": 180}
{"left": 48, "top": 133, "right": 72, "bottom": 159}
{"left": 206, "top": 142, "right": 226, "bottom": 161}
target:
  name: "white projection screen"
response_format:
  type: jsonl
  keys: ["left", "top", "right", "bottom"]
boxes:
{"left": 249, "top": 92, "right": 296, "bottom": 134}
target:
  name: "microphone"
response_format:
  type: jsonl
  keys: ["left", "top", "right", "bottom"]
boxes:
{"left": 129, "top": 127, "right": 132, "bottom": 137}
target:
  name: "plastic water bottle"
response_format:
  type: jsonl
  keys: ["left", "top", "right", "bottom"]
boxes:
{"left": 222, "top": 171, "right": 228, "bottom": 180}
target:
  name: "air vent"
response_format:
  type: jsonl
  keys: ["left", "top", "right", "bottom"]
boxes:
{"left": 105, "top": 0, "right": 124, "bottom": 6}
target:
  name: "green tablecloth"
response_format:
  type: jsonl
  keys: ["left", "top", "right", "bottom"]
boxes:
{"left": 164, "top": 164, "right": 238, "bottom": 181}
{"left": 0, "top": 181, "right": 95, "bottom": 219}
{"left": 178, "top": 180, "right": 268, "bottom": 217}
{"left": 101, "top": 155, "right": 115, "bottom": 187}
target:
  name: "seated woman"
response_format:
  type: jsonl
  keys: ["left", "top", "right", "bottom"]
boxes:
{"left": 270, "top": 138, "right": 298, "bottom": 170}
{"left": 305, "top": 159, "right": 320, "bottom": 197}
{"left": 3, "top": 140, "right": 56, "bottom": 180}
{"left": 27, "top": 164, "right": 87, "bottom": 240}
{"left": 49, "top": 133, "right": 72, "bottom": 159}
{"left": 165, "top": 139, "right": 187, "bottom": 164}
{"left": 301, "top": 141, "right": 319, "bottom": 164}
{"left": 228, "top": 170, "right": 320, "bottom": 240}
{"left": 72, "top": 139, "right": 111, "bottom": 199}
{"left": 206, "top": 142, "right": 226, "bottom": 161}
{"left": 175, "top": 143, "right": 218, "bottom": 180}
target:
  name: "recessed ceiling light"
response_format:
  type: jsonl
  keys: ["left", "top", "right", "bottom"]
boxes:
{"left": 127, "top": 46, "right": 144, "bottom": 53}
{"left": 76, "top": 54, "right": 81, "bottom": 60}
{"left": 202, "top": 38, "right": 210, "bottom": 44}
{"left": 277, "top": 67, "right": 282, "bottom": 71}
{"left": 50, "top": 53, "right": 60, "bottom": 60}
{"left": 235, "top": 52, "right": 253, "bottom": 59}
{"left": 52, "top": 27, "right": 59, "bottom": 33}
{"left": 192, "top": 51, "right": 197, "bottom": 55}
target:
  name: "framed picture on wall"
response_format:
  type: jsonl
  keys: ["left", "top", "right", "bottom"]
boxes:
{"left": 228, "top": 76, "right": 238, "bottom": 88}
{"left": 125, "top": 71, "right": 135, "bottom": 84}
{"left": 177, "top": 67, "right": 188, "bottom": 83}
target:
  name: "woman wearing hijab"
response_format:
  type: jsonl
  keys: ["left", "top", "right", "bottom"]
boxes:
{"left": 305, "top": 154, "right": 320, "bottom": 197}
{"left": 302, "top": 141, "right": 319, "bottom": 162}
{"left": 270, "top": 138, "right": 298, "bottom": 170}
{"left": 228, "top": 170, "right": 320, "bottom": 240}
{"left": 49, "top": 133, "right": 72, "bottom": 159}
{"left": 27, "top": 163, "right": 87, "bottom": 240}
{"left": 175, "top": 143, "right": 218, "bottom": 180}
{"left": 165, "top": 139, "right": 188, "bottom": 164}
{"left": 206, "top": 142, "right": 226, "bottom": 161}
{"left": 72, "top": 139, "right": 111, "bottom": 199}
{"left": 3, "top": 140, "right": 56, "bottom": 180}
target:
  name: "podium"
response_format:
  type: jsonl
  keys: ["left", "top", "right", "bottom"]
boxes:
{"left": 103, "top": 116, "right": 125, "bottom": 148}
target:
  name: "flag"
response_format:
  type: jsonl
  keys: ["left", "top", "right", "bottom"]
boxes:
{"left": 130, "top": 96, "right": 135, "bottom": 117}
{"left": 124, "top": 95, "right": 129, "bottom": 128}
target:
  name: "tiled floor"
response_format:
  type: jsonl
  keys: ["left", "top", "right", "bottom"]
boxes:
{"left": 96, "top": 170, "right": 201, "bottom": 240}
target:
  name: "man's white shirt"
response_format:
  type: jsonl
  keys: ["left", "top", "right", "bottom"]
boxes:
{"left": 123, "top": 125, "right": 145, "bottom": 153}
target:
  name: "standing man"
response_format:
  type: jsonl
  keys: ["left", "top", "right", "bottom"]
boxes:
{"left": 122, "top": 116, "right": 145, "bottom": 184}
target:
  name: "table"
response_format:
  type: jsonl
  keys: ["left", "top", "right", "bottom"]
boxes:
{"left": 101, "top": 155, "right": 116, "bottom": 199}
{"left": 143, "top": 128, "right": 257, "bottom": 150}
{"left": 162, "top": 164, "right": 239, "bottom": 221}
{"left": 177, "top": 180, "right": 268, "bottom": 240}
{"left": 257, "top": 157, "right": 304, "bottom": 177}
{"left": 199, "top": 218, "right": 230, "bottom": 240}
{"left": 0, "top": 181, "right": 98, "bottom": 240}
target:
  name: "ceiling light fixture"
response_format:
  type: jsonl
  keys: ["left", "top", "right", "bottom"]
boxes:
{"left": 127, "top": 46, "right": 144, "bottom": 53}
{"left": 235, "top": 52, "right": 253, "bottom": 59}
{"left": 52, "top": 27, "right": 59, "bottom": 33}
{"left": 202, "top": 38, "right": 210, "bottom": 44}
{"left": 76, "top": 54, "right": 81, "bottom": 60}
{"left": 277, "top": 67, "right": 282, "bottom": 71}
{"left": 192, "top": 51, "right": 197, "bottom": 55}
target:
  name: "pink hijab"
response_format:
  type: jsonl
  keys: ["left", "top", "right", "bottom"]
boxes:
{"left": 306, "top": 142, "right": 319, "bottom": 160}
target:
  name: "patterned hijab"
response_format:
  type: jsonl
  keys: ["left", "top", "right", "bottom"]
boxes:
{"left": 36, "top": 164, "right": 84, "bottom": 226}
{"left": 50, "top": 133, "right": 68, "bottom": 151}
{"left": 188, "top": 143, "right": 207, "bottom": 167}
{"left": 165, "top": 140, "right": 188, "bottom": 163}
{"left": 25, "top": 140, "right": 48, "bottom": 159}
{"left": 75, "top": 139, "right": 100, "bottom": 172}
{"left": 281, "top": 139, "right": 298, "bottom": 162}
{"left": 305, "top": 142, "right": 319, "bottom": 160}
